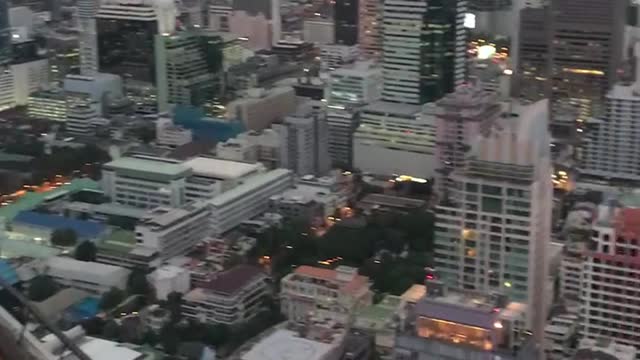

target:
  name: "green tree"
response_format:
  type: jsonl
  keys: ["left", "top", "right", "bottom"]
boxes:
{"left": 166, "top": 291, "right": 183, "bottom": 322}
{"left": 28, "top": 275, "right": 58, "bottom": 302}
{"left": 50, "top": 228, "right": 78, "bottom": 247}
{"left": 100, "top": 287, "right": 125, "bottom": 310}
{"left": 160, "top": 324, "right": 179, "bottom": 354}
{"left": 127, "top": 268, "right": 152, "bottom": 296}
{"left": 74, "top": 241, "right": 97, "bottom": 262}
{"left": 102, "top": 320, "right": 120, "bottom": 340}
{"left": 204, "top": 324, "right": 229, "bottom": 346}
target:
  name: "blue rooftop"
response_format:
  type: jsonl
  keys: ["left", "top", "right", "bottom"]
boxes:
{"left": 12, "top": 211, "right": 107, "bottom": 239}
{"left": 0, "top": 260, "right": 19, "bottom": 289}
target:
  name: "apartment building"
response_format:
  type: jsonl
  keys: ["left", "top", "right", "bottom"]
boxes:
{"left": 545, "top": 313, "right": 579, "bottom": 360}
{"left": 101, "top": 157, "right": 191, "bottom": 209}
{"left": 135, "top": 202, "right": 211, "bottom": 260}
{"left": 280, "top": 265, "right": 373, "bottom": 324}
{"left": 44, "top": 256, "right": 130, "bottom": 295}
{"left": 182, "top": 265, "right": 270, "bottom": 325}
{"left": 434, "top": 100, "right": 552, "bottom": 340}
{"left": 207, "top": 168, "right": 293, "bottom": 236}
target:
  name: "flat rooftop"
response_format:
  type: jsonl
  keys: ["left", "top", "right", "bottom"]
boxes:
{"left": 208, "top": 169, "right": 292, "bottom": 207}
{"left": 183, "top": 156, "right": 263, "bottom": 180}
{"left": 359, "top": 194, "right": 426, "bottom": 209}
{"left": 47, "top": 256, "right": 130, "bottom": 278}
{"left": 363, "top": 101, "right": 422, "bottom": 117}
{"left": 241, "top": 329, "right": 339, "bottom": 360}
{"left": 103, "top": 157, "right": 191, "bottom": 180}
{"left": 98, "top": 230, "right": 136, "bottom": 253}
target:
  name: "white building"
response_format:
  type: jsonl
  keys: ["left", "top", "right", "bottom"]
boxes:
{"left": 326, "top": 60, "right": 382, "bottom": 107}
{"left": 66, "top": 101, "right": 100, "bottom": 135}
{"left": 434, "top": 100, "right": 552, "bottom": 340}
{"left": 280, "top": 265, "right": 373, "bottom": 324}
{"left": 207, "top": 168, "right": 293, "bottom": 235}
{"left": 215, "top": 129, "right": 280, "bottom": 168}
{"left": 148, "top": 264, "right": 191, "bottom": 300}
{"left": 274, "top": 104, "right": 331, "bottom": 176}
{"left": 226, "top": 86, "right": 297, "bottom": 131}
{"left": 135, "top": 202, "right": 211, "bottom": 260}
{"left": 353, "top": 101, "right": 437, "bottom": 178}
{"left": 11, "top": 57, "right": 50, "bottom": 106}
{"left": 303, "top": 19, "right": 335, "bottom": 45}
{"left": 182, "top": 265, "right": 270, "bottom": 325}
{"left": 326, "top": 107, "right": 359, "bottom": 167}
{"left": 241, "top": 328, "right": 345, "bottom": 360}
{"left": 101, "top": 156, "right": 192, "bottom": 209}
{"left": 155, "top": 115, "right": 193, "bottom": 148}
{"left": 575, "top": 338, "right": 637, "bottom": 360}
{"left": 183, "top": 156, "right": 266, "bottom": 201}
{"left": 320, "top": 44, "right": 359, "bottom": 71}
{"left": 582, "top": 82, "right": 640, "bottom": 182}
{"left": 63, "top": 73, "right": 124, "bottom": 116}
{"left": 77, "top": 0, "right": 99, "bottom": 75}
{"left": 44, "top": 256, "right": 130, "bottom": 295}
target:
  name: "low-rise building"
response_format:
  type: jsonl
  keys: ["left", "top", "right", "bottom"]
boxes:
{"left": 27, "top": 88, "right": 67, "bottom": 122}
{"left": 135, "top": 202, "right": 211, "bottom": 260}
{"left": 241, "top": 325, "right": 346, "bottom": 360}
{"left": 148, "top": 265, "right": 191, "bottom": 300}
{"left": 215, "top": 129, "right": 280, "bottom": 168}
{"left": 11, "top": 211, "right": 108, "bottom": 243}
{"left": 43, "top": 256, "right": 130, "bottom": 295}
{"left": 545, "top": 313, "right": 578, "bottom": 360}
{"left": 574, "top": 338, "right": 637, "bottom": 360}
{"left": 155, "top": 115, "right": 193, "bottom": 149}
{"left": 183, "top": 156, "right": 266, "bottom": 201}
{"left": 280, "top": 265, "right": 373, "bottom": 324}
{"left": 226, "top": 86, "right": 297, "bottom": 131}
{"left": 269, "top": 183, "right": 341, "bottom": 223}
{"left": 353, "top": 295, "right": 405, "bottom": 358}
{"left": 182, "top": 265, "right": 270, "bottom": 325}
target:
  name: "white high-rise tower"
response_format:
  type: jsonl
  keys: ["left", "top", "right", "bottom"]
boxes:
{"left": 78, "top": 0, "right": 99, "bottom": 75}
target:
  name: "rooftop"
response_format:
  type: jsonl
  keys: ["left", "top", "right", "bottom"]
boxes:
{"left": 98, "top": 230, "right": 136, "bottom": 253}
{"left": 183, "top": 156, "right": 264, "bottom": 180}
{"left": 139, "top": 202, "right": 208, "bottom": 229}
{"left": 290, "top": 265, "right": 370, "bottom": 295}
{"left": 13, "top": 211, "right": 107, "bottom": 239}
{"left": 363, "top": 101, "right": 422, "bottom": 117}
{"left": 359, "top": 194, "right": 426, "bottom": 209}
{"left": 208, "top": 169, "right": 292, "bottom": 207}
{"left": 47, "top": 256, "right": 130, "bottom": 278}
{"left": 400, "top": 284, "right": 426, "bottom": 304}
{"left": 203, "top": 264, "right": 266, "bottom": 295}
{"left": 354, "top": 295, "right": 403, "bottom": 329}
{"left": 241, "top": 329, "right": 341, "bottom": 360}
{"left": 103, "top": 157, "right": 191, "bottom": 180}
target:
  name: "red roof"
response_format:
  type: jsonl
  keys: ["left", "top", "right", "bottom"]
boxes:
{"left": 205, "top": 265, "right": 266, "bottom": 295}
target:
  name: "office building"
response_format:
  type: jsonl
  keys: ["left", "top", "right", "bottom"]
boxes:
{"left": 320, "top": 44, "right": 359, "bottom": 70}
{"left": 226, "top": 86, "right": 297, "bottom": 131}
{"left": 353, "top": 102, "right": 437, "bottom": 178}
{"left": 394, "top": 282, "right": 535, "bottom": 360}
{"left": 27, "top": 89, "right": 67, "bottom": 122}
{"left": 5, "top": 39, "right": 49, "bottom": 109}
{"left": 435, "top": 85, "right": 502, "bottom": 191}
{"left": 77, "top": 0, "right": 99, "bottom": 75}
{"left": 97, "top": 0, "right": 178, "bottom": 84}
{"left": 582, "top": 82, "right": 640, "bottom": 182}
{"left": 580, "top": 201, "right": 640, "bottom": 351}
{"left": 274, "top": 104, "right": 331, "bottom": 176}
{"left": 434, "top": 100, "right": 552, "bottom": 340}
{"left": 207, "top": 168, "right": 293, "bottom": 235}
{"left": 358, "top": 0, "right": 382, "bottom": 60}
{"left": 327, "top": 108, "right": 359, "bottom": 167}
{"left": 63, "top": 73, "right": 124, "bottom": 116}
{"left": 515, "top": 4, "right": 548, "bottom": 102}
{"left": 214, "top": 0, "right": 280, "bottom": 50}
{"left": 574, "top": 338, "right": 637, "bottom": 360}
{"left": 208, "top": 1, "right": 232, "bottom": 32}
{"left": 303, "top": 19, "right": 335, "bottom": 45}
{"left": 216, "top": 129, "right": 281, "bottom": 168}
{"left": 155, "top": 115, "right": 193, "bottom": 148}
{"left": 155, "top": 31, "right": 224, "bottom": 113}
{"left": 135, "top": 202, "right": 211, "bottom": 260}
{"left": 326, "top": 60, "right": 382, "bottom": 107}
{"left": 548, "top": 0, "right": 626, "bottom": 128}
{"left": 0, "top": 67, "right": 12, "bottom": 111}
{"left": 43, "top": 256, "right": 130, "bottom": 295}
{"left": 183, "top": 156, "right": 266, "bottom": 200}
{"left": 66, "top": 101, "right": 100, "bottom": 136}
{"left": 335, "top": 0, "right": 358, "bottom": 45}
{"left": 182, "top": 265, "right": 270, "bottom": 325}
{"left": 381, "top": 0, "right": 467, "bottom": 104}
{"left": 0, "top": 0, "right": 9, "bottom": 66}
{"left": 280, "top": 265, "right": 373, "bottom": 324}
{"left": 101, "top": 156, "right": 192, "bottom": 209}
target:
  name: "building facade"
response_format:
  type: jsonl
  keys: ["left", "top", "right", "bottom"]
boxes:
{"left": 77, "top": 0, "right": 99, "bottom": 75}
{"left": 335, "top": 0, "right": 358, "bottom": 45}
{"left": 0, "top": 0, "right": 10, "bottom": 66}
{"left": 358, "top": 0, "right": 382, "bottom": 60}
{"left": 44, "top": 256, "right": 130, "bottom": 295}
{"left": 434, "top": 100, "right": 552, "bottom": 340}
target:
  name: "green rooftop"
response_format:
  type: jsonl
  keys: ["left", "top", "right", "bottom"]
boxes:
{"left": 0, "top": 178, "right": 99, "bottom": 222}
{"left": 98, "top": 229, "right": 136, "bottom": 253}
{"left": 103, "top": 157, "right": 191, "bottom": 181}
{"left": 354, "top": 295, "right": 403, "bottom": 329}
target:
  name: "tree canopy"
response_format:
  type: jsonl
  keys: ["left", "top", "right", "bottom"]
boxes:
{"left": 28, "top": 275, "right": 58, "bottom": 302}
{"left": 50, "top": 228, "right": 78, "bottom": 247}
{"left": 100, "top": 287, "right": 125, "bottom": 310}
{"left": 74, "top": 241, "right": 97, "bottom": 262}
{"left": 127, "top": 268, "right": 152, "bottom": 297}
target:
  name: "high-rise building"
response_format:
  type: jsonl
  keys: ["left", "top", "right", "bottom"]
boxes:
{"left": 0, "top": 0, "right": 10, "bottom": 66}
{"left": 381, "top": 0, "right": 467, "bottom": 105}
{"left": 327, "top": 108, "right": 359, "bottom": 167}
{"left": 514, "top": 4, "right": 548, "bottom": 102}
{"left": 274, "top": 103, "right": 331, "bottom": 176}
{"left": 326, "top": 60, "right": 382, "bottom": 107}
{"left": 66, "top": 101, "right": 100, "bottom": 136}
{"left": 155, "top": 31, "right": 224, "bottom": 113}
{"left": 77, "top": 0, "right": 99, "bottom": 75}
{"left": 581, "top": 202, "right": 640, "bottom": 350}
{"left": 96, "top": 0, "right": 177, "bottom": 84}
{"left": 435, "top": 84, "right": 502, "bottom": 190}
{"left": 335, "top": 0, "right": 358, "bottom": 45}
{"left": 434, "top": 100, "right": 552, "bottom": 340}
{"left": 582, "top": 81, "right": 640, "bottom": 182}
{"left": 548, "top": 0, "right": 626, "bottom": 128}
{"left": 358, "top": 0, "right": 382, "bottom": 60}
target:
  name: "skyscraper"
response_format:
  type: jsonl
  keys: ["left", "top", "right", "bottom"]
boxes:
{"left": 335, "top": 0, "right": 358, "bottom": 45}
{"left": 96, "top": 0, "right": 177, "bottom": 84}
{"left": 434, "top": 100, "right": 552, "bottom": 340}
{"left": 514, "top": 3, "right": 548, "bottom": 102}
{"left": 358, "top": 0, "right": 382, "bottom": 60}
{"left": 548, "top": 0, "right": 626, "bottom": 128}
{"left": 155, "top": 31, "right": 224, "bottom": 113}
{"left": 381, "top": 0, "right": 467, "bottom": 104}
{"left": 77, "top": 0, "right": 99, "bottom": 75}
{"left": 0, "top": 0, "right": 10, "bottom": 66}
